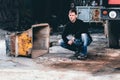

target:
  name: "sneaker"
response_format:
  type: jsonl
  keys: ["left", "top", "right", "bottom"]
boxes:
{"left": 73, "top": 53, "right": 79, "bottom": 57}
{"left": 77, "top": 54, "right": 87, "bottom": 60}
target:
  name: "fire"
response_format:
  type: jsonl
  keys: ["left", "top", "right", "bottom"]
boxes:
{"left": 18, "top": 32, "right": 32, "bottom": 56}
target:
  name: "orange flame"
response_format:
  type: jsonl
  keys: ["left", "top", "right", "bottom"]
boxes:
{"left": 18, "top": 32, "right": 32, "bottom": 56}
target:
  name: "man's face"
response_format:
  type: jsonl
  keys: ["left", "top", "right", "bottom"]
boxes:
{"left": 68, "top": 12, "right": 77, "bottom": 23}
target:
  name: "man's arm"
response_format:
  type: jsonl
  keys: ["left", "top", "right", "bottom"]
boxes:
{"left": 62, "top": 31, "right": 69, "bottom": 44}
{"left": 62, "top": 26, "right": 69, "bottom": 44}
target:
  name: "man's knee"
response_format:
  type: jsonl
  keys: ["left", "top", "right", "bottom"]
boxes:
{"left": 58, "top": 39, "right": 67, "bottom": 48}
{"left": 58, "top": 39, "right": 63, "bottom": 46}
{"left": 81, "top": 33, "right": 88, "bottom": 38}
{"left": 81, "top": 33, "right": 92, "bottom": 46}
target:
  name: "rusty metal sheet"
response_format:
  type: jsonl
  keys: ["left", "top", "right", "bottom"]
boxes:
{"left": 31, "top": 23, "right": 50, "bottom": 58}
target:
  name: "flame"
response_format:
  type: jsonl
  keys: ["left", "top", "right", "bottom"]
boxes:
{"left": 18, "top": 32, "right": 32, "bottom": 56}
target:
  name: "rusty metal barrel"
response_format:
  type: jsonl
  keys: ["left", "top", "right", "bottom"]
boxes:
{"left": 5, "top": 23, "right": 50, "bottom": 58}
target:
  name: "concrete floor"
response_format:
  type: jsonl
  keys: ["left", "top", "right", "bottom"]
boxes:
{"left": 0, "top": 29, "right": 120, "bottom": 80}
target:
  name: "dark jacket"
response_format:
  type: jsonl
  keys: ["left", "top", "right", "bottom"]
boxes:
{"left": 62, "top": 19, "right": 88, "bottom": 43}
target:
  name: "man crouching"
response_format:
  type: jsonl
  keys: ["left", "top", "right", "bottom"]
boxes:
{"left": 59, "top": 9, "right": 92, "bottom": 60}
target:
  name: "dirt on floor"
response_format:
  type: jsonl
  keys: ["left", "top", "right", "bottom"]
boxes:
{"left": 0, "top": 28, "right": 120, "bottom": 80}
{"left": 34, "top": 32, "right": 120, "bottom": 76}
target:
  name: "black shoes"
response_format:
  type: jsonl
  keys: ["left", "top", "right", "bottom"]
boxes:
{"left": 70, "top": 47, "right": 87, "bottom": 60}
{"left": 76, "top": 54, "right": 87, "bottom": 60}
{"left": 74, "top": 51, "right": 87, "bottom": 60}
{"left": 73, "top": 52, "right": 79, "bottom": 57}
{"left": 70, "top": 53, "right": 87, "bottom": 60}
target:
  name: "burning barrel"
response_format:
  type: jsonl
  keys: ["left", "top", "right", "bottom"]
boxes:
{"left": 5, "top": 23, "right": 50, "bottom": 58}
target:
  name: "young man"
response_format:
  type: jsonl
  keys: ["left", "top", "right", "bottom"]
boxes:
{"left": 59, "top": 9, "right": 92, "bottom": 60}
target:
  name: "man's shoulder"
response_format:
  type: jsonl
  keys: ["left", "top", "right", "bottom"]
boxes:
{"left": 76, "top": 19, "right": 84, "bottom": 24}
{"left": 77, "top": 19, "right": 83, "bottom": 22}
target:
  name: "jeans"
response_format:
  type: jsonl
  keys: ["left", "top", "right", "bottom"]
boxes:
{"left": 59, "top": 33, "right": 92, "bottom": 56}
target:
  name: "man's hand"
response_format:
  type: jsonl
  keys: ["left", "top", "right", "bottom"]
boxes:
{"left": 68, "top": 40, "right": 74, "bottom": 45}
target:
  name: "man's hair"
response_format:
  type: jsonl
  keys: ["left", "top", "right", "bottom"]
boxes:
{"left": 69, "top": 9, "right": 77, "bottom": 15}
